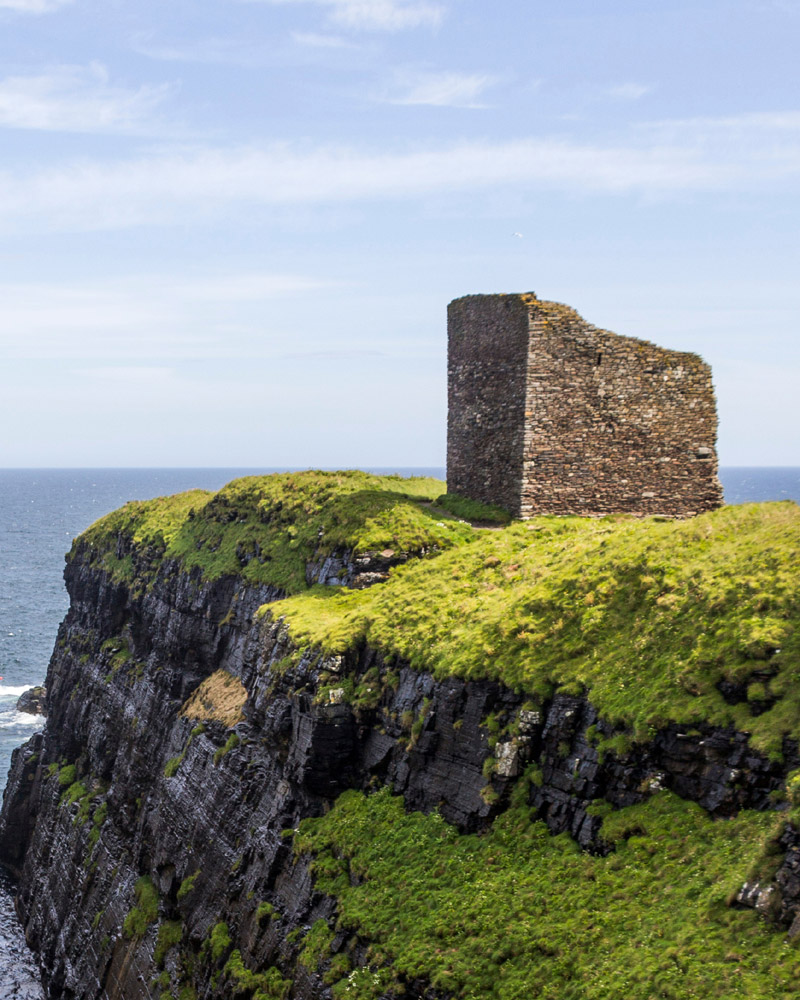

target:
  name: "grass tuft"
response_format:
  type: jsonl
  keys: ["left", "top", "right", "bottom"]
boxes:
{"left": 123, "top": 876, "right": 159, "bottom": 940}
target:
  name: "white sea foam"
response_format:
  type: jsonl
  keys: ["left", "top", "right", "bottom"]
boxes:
{"left": 0, "top": 710, "right": 41, "bottom": 729}
{"left": 0, "top": 685, "right": 33, "bottom": 698}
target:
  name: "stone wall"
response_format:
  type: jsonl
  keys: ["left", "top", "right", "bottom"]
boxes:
{"left": 447, "top": 292, "right": 724, "bottom": 518}
{"left": 447, "top": 295, "right": 531, "bottom": 515}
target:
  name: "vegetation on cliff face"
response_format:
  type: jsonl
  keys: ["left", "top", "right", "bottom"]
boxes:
{"left": 294, "top": 787, "right": 797, "bottom": 1000}
{"left": 74, "top": 471, "right": 473, "bottom": 595}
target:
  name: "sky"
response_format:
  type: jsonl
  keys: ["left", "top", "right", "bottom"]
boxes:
{"left": 0, "top": 0, "right": 797, "bottom": 468}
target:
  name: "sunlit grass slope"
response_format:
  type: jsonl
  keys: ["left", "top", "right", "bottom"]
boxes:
{"left": 274, "top": 501, "right": 800, "bottom": 754}
{"left": 294, "top": 788, "right": 798, "bottom": 1000}
{"left": 74, "top": 470, "right": 471, "bottom": 595}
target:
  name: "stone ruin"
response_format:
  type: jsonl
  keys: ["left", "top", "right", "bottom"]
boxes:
{"left": 447, "top": 292, "right": 724, "bottom": 519}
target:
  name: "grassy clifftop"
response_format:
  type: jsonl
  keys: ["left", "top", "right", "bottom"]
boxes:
{"left": 73, "top": 470, "right": 473, "bottom": 594}
{"left": 275, "top": 499, "right": 799, "bottom": 755}
{"left": 76, "top": 472, "right": 800, "bottom": 752}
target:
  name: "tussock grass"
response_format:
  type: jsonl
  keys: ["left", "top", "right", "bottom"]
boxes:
{"left": 180, "top": 670, "right": 247, "bottom": 728}
{"left": 295, "top": 787, "right": 800, "bottom": 1000}
{"left": 274, "top": 502, "right": 800, "bottom": 754}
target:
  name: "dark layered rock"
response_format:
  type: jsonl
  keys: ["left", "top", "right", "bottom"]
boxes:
{"left": 15, "top": 687, "right": 47, "bottom": 717}
{"left": 526, "top": 694, "right": 796, "bottom": 850}
{"left": 0, "top": 545, "right": 797, "bottom": 1000}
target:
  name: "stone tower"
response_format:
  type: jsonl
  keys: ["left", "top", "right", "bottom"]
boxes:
{"left": 447, "top": 292, "right": 724, "bottom": 518}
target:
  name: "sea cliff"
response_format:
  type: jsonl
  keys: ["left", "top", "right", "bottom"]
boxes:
{"left": 1, "top": 471, "right": 800, "bottom": 1000}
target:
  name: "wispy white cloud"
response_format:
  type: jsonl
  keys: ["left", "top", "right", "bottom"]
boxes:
{"left": 639, "top": 110, "right": 800, "bottom": 150}
{"left": 646, "top": 110, "right": 800, "bottom": 134}
{"left": 607, "top": 82, "right": 651, "bottom": 101}
{"left": 0, "top": 63, "right": 173, "bottom": 133}
{"left": 0, "top": 120, "right": 799, "bottom": 232}
{"left": 244, "top": 0, "right": 444, "bottom": 32}
{"left": 386, "top": 70, "right": 495, "bottom": 108}
{"left": 132, "top": 35, "right": 273, "bottom": 68}
{"left": 291, "top": 30, "right": 355, "bottom": 47}
{"left": 0, "top": 0, "right": 71, "bottom": 12}
{"left": 0, "top": 273, "right": 337, "bottom": 360}
{"left": 133, "top": 29, "right": 358, "bottom": 66}
{"left": 72, "top": 366, "right": 176, "bottom": 384}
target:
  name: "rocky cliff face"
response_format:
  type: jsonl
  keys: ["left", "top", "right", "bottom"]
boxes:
{"left": 2, "top": 480, "right": 799, "bottom": 1000}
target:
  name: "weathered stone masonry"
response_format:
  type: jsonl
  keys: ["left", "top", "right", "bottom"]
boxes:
{"left": 447, "top": 292, "right": 724, "bottom": 518}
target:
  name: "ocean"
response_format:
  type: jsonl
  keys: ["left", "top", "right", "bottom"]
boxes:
{"left": 0, "top": 465, "right": 798, "bottom": 996}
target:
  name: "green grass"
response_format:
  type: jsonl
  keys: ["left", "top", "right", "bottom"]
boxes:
{"left": 298, "top": 918, "right": 334, "bottom": 972}
{"left": 154, "top": 920, "right": 183, "bottom": 967}
{"left": 57, "top": 764, "right": 77, "bottom": 788}
{"left": 223, "top": 950, "right": 290, "bottom": 1000}
{"left": 74, "top": 471, "right": 470, "bottom": 595}
{"left": 177, "top": 870, "right": 200, "bottom": 901}
{"left": 272, "top": 502, "right": 800, "bottom": 754}
{"left": 434, "top": 492, "right": 511, "bottom": 524}
{"left": 123, "top": 876, "right": 159, "bottom": 939}
{"left": 294, "top": 786, "right": 799, "bottom": 1000}
{"left": 163, "top": 752, "right": 185, "bottom": 778}
{"left": 213, "top": 732, "right": 240, "bottom": 764}
{"left": 208, "top": 921, "right": 231, "bottom": 962}
{"left": 256, "top": 901, "right": 279, "bottom": 925}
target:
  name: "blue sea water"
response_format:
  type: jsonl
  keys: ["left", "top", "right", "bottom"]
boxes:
{"left": 0, "top": 464, "right": 797, "bottom": 995}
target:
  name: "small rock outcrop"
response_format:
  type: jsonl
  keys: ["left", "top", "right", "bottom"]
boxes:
{"left": 15, "top": 687, "right": 47, "bottom": 717}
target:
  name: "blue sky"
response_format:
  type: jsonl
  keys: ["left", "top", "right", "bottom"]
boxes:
{"left": 0, "top": 0, "right": 797, "bottom": 467}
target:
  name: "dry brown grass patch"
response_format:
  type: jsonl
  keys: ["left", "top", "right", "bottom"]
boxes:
{"left": 180, "top": 669, "right": 247, "bottom": 728}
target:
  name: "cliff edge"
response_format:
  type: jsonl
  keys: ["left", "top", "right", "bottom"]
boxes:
{"left": 1, "top": 471, "right": 799, "bottom": 1000}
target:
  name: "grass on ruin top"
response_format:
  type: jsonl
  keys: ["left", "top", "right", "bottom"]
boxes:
{"left": 272, "top": 501, "right": 800, "bottom": 754}
{"left": 294, "top": 786, "right": 797, "bottom": 1000}
{"left": 73, "top": 471, "right": 475, "bottom": 595}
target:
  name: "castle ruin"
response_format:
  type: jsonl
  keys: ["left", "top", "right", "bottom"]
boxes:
{"left": 447, "top": 292, "right": 724, "bottom": 519}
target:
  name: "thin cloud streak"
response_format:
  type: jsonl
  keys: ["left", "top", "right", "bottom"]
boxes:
{"left": 243, "top": 0, "right": 444, "bottom": 32}
{"left": 291, "top": 30, "right": 355, "bottom": 47}
{"left": 0, "top": 63, "right": 174, "bottom": 133}
{"left": 0, "top": 131, "right": 798, "bottom": 232}
{"left": 72, "top": 366, "right": 176, "bottom": 383}
{"left": 607, "top": 82, "right": 651, "bottom": 101}
{"left": 644, "top": 110, "right": 800, "bottom": 135}
{"left": 0, "top": 0, "right": 71, "bottom": 11}
{"left": 132, "top": 34, "right": 277, "bottom": 68}
{"left": 0, "top": 273, "right": 339, "bottom": 359}
{"left": 386, "top": 71, "right": 495, "bottom": 108}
